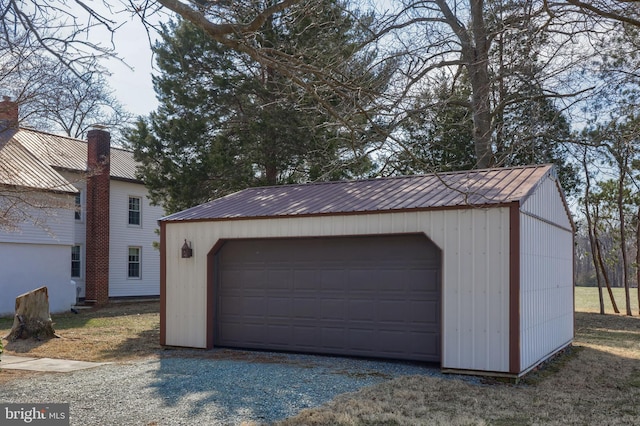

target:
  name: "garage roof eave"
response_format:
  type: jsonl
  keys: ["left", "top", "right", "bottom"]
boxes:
{"left": 160, "top": 165, "right": 557, "bottom": 223}
{"left": 159, "top": 201, "right": 521, "bottom": 224}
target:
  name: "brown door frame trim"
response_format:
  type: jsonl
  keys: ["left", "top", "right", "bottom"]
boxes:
{"left": 159, "top": 221, "right": 167, "bottom": 346}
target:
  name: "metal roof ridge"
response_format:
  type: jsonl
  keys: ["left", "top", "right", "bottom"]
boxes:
{"left": 19, "top": 127, "right": 135, "bottom": 153}
{"left": 18, "top": 127, "right": 83, "bottom": 142}
{"left": 237, "top": 164, "right": 552, "bottom": 192}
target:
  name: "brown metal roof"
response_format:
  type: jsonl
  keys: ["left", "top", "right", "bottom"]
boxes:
{"left": 161, "top": 164, "right": 555, "bottom": 222}
{"left": 13, "top": 128, "right": 140, "bottom": 181}
{"left": 0, "top": 138, "right": 78, "bottom": 193}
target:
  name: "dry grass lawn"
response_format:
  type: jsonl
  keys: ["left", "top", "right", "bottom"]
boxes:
{"left": 0, "top": 301, "right": 160, "bottom": 363}
{"left": 1, "top": 289, "right": 639, "bottom": 425}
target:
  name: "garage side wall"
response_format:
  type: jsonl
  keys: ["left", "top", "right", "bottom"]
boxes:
{"left": 520, "top": 176, "right": 574, "bottom": 372}
{"left": 163, "top": 208, "right": 511, "bottom": 372}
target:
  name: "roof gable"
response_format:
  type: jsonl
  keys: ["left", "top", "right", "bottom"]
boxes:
{"left": 162, "top": 164, "right": 556, "bottom": 222}
{"left": 12, "top": 128, "right": 140, "bottom": 182}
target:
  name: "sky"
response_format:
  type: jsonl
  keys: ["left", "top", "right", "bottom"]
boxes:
{"left": 105, "top": 17, "right": 159, "bottom": 118}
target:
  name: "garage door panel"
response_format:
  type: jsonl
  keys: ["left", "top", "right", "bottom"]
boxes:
{"left": 409, "top": 301, "right": 439, "bottom": 322}
{"left": 321, "top": 299, "right": 347, "bottom": 319}
{"left": 378, "top": 301, "right": 408, "bottom": 321}
{"left": 412, "top": 333, "right": 440, "bottom": 356}
{"left": 267, "top": 325, "right": 291, "bottom": 344}
{"left": 293, "top": 270, "right": 320, "bottom": 288}
{"left": 242, "top": 297, "right": 266, "bottom": 314}
{"left": 215, "top": 235, "right": 441, "bottom": 362}
{"left": 406, "top": 269, "right": 439, "bottom": 291}
{"left": 267, "top": 298, "right": 291, "bottom": 316}
{"left": 322, "top": 328, "right": 347, "bottom": 348}
{"left": 267, "top": 270, "right": 291, "bottom": 289}
{"left": 348, "top": 300, "right": 377, "bottom": 321}
{"left": 293, "top": 299, "right": 320, "bottom": 318}
{"left": 321, "top": 270, "right": 345, "bottom": 289}
{"left": 349, "top": 329, "right": 377, "bottom": 349}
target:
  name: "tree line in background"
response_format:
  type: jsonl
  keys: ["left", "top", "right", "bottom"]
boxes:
{"left": 2, "top": 0, "right": 640, "bottom": 314}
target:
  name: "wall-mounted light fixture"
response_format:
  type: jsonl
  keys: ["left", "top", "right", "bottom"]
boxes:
{"left": 181, "top": 239, "right": 193, "bottom": 258}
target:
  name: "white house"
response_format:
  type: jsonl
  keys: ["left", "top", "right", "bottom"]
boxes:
{"left": 0, "top": 97, "right": 164, "bottom": 315}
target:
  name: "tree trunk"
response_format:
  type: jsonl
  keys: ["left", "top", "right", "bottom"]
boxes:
{"left": 468, "top": 0, "right": 493, "bottom": 169}
{"left": 594, "top": 232, "right": 620, "bottom": 314}
{"left": 617, "top": 158, "right": 632, "bottom": 316}
{"left": 436, "top": 0, "right": 493, "bottom": 168}
{"left": 637, "top": 206, "right": 640, "bottom": 315}
{"left": 582, "top": 149, "right": 605, "bottom": 314}
{"left": 4, "top": 286, "right": 58, "bottom": 341}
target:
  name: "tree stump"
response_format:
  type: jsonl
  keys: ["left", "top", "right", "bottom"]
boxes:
{"left": 4, "top": 286, "right": 58, "bottom": 341}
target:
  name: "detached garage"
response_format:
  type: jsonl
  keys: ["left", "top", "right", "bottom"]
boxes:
{"left": 160, "top": 164, "right": 574, "bottom": 377}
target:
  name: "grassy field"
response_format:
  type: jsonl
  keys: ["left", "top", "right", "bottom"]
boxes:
{"left": 1, "top": 289, "right": 639, "bottom": 424}
{"left": 575, "top": 286, "right": 640, "bottom": 314}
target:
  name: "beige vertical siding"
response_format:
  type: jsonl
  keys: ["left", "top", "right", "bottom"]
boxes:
{"left": 520, "top": 175, "right": 572, "bottom": 230}
{"left": 164, "top": 207, "right": 512, "bottom": 372}
{"left": 520, "top": 176, "right": 574, "bottom": 372}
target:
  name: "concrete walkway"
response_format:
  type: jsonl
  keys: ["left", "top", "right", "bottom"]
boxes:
{"left": 1, "top": 355, "right": 109, "bottom": 372}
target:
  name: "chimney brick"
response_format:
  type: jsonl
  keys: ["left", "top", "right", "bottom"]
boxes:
{"left": 0, "top": 96, "right": 19, "bottom": 128}
{"left": 85, "top": 128, "right": 111, "bottom": 305}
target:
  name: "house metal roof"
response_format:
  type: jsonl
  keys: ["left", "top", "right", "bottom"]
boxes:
{"left": 161, "top": 164, "right": 555, "bottom": 222}
{"left": 12, "top": 128, "right": 140, "bottom": 181}
{"left": 0, "top": 138, "right": 78, "bottom": 193}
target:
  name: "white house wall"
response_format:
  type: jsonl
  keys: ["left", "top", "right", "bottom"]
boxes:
{"left": 108, "top": 180, "right": 164, "bottom": 297}
{"left": 164, "top": 207, "right": 512, "bottom": 372}
{"left": 519, "top": 175, "right": 574, "bottom": 372}
{"left": 0, "top": 193, "right": 74, "bottom": 246}
{"left": 0, "top": 195, "right": 76, "bottom": 315}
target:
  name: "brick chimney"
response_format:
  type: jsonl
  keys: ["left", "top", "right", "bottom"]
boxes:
{"left": 0, "top": 96, "right": 19, "bottom": 129}
{"left": 85, "top": 126, "right": 111, "bottom": 305}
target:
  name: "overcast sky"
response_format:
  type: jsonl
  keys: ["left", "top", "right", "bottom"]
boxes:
{"left": 104, "top": 16, "right": 160, "bottom": 118}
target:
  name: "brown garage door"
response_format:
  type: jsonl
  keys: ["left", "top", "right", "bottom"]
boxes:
{"left": 214, "top": 234, "right": 441, "bottom": 362}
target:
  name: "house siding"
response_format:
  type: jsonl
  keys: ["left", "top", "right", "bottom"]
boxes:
{"left": 0, "top": 196, "right": 76, "bottom": 315}
{"left": 109, "top": 180, "right": 163, "bottom": 297}
{"left": 519, "top": 176, "right": 574, "bottom": 372}
{"left": 164, "top": 207, "right": 511, "bottom": 372}
{"left": 0, "top": 193, "right": 74, "bottom": 246}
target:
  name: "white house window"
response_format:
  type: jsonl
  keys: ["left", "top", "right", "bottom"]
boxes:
{"left": 128, "top": 247, "right": 141, "bottom": 278}
{"left": 74, "top": 192, "right": 82, "bottom": 221}
{"left": 71, "top": 245, "right": 81, "bottom": 278}
{"left": 128, "top": 196, "right": 141, "bottom": 226}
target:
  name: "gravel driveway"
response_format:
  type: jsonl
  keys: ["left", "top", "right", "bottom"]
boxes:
{"left": 1, "top": 350, "right": 444, "bottom": 425}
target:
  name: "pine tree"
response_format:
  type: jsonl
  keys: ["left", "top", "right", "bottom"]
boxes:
{"left": 127, "top": 1, "right": 388, "bottom": 213}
